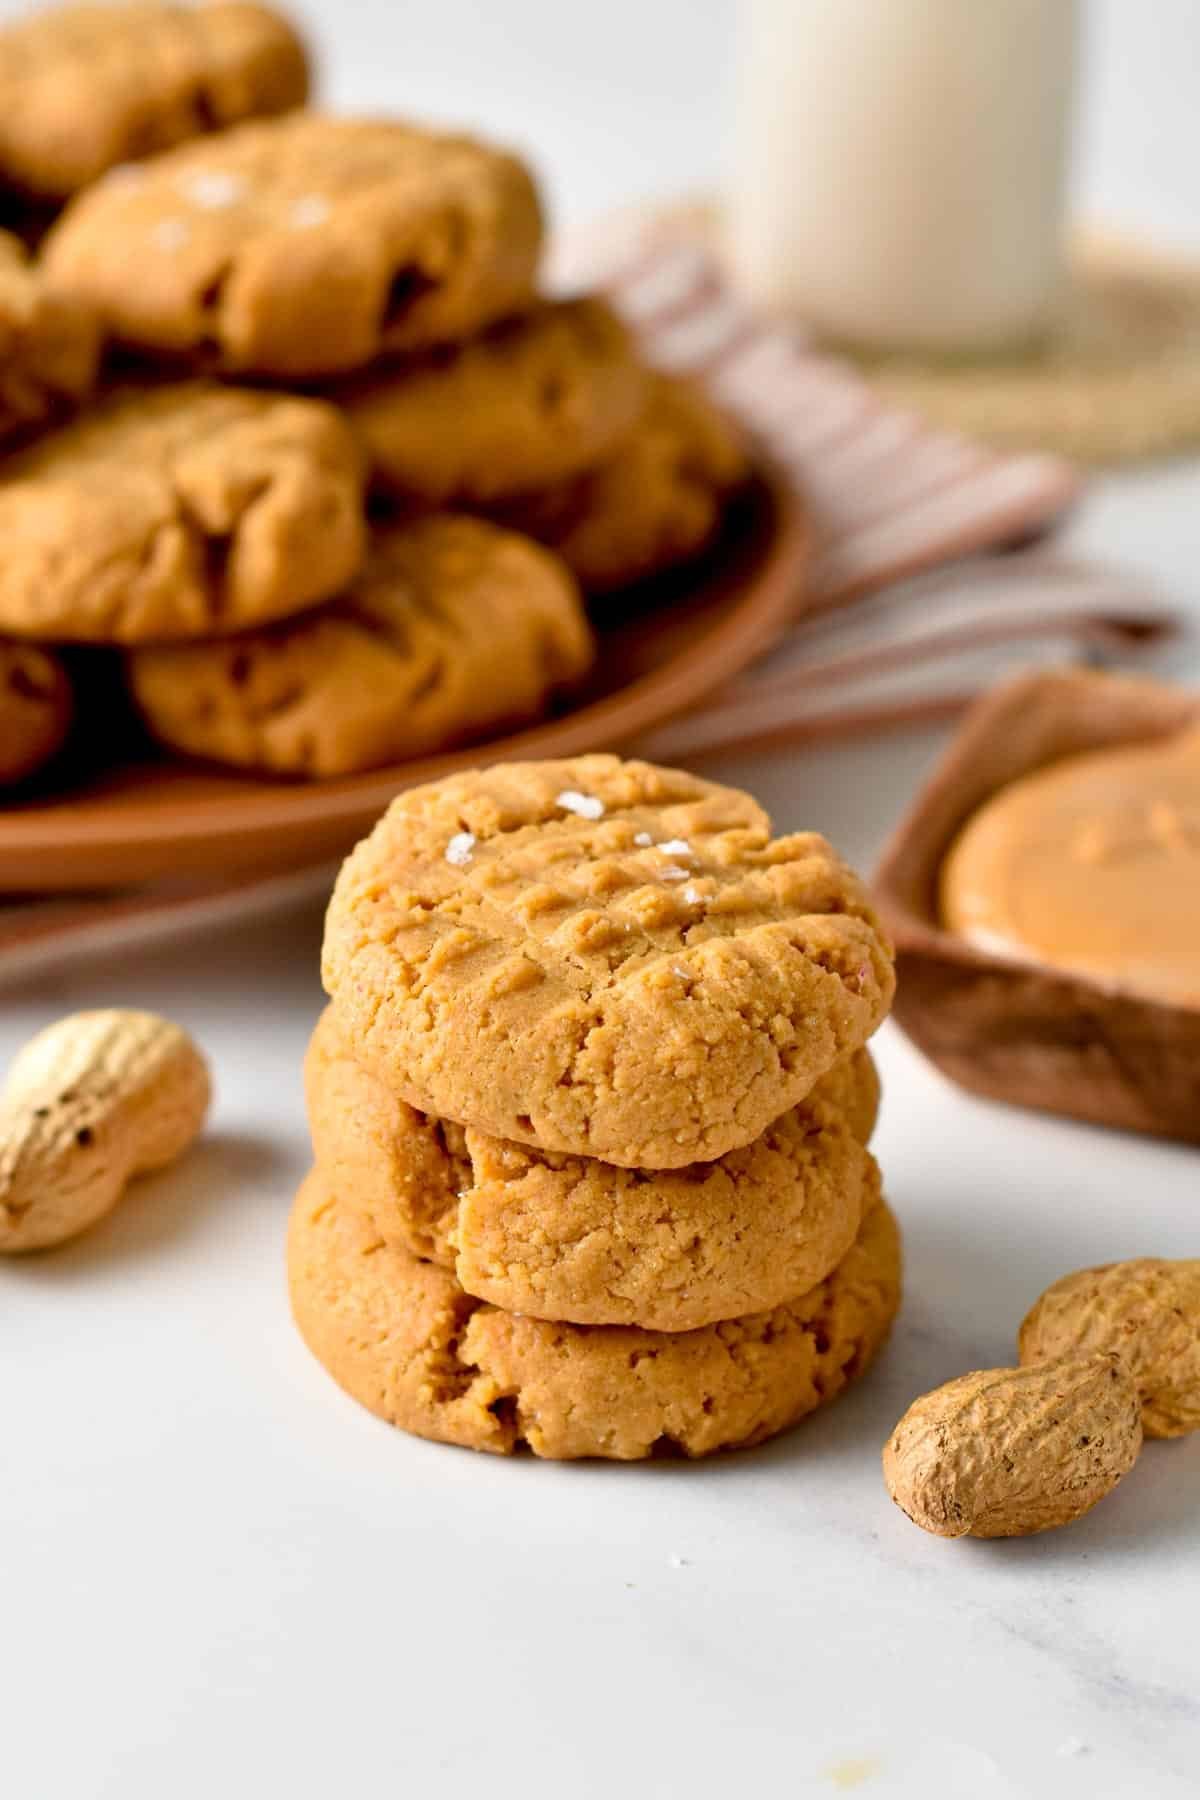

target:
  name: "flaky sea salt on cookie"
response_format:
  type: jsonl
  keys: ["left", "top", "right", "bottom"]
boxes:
{"left": 43, "top": 115, "right": 543, "bottom": 376}
{"left": 287, "top": 1171, "right": 902, "bottom": 1459}
{"left": 321, "top": 756, "right": 895, "bottom": 1168}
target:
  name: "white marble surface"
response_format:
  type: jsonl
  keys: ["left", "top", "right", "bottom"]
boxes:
{"left": 4, "top": 6, "right": 1200, "bottom": 1797}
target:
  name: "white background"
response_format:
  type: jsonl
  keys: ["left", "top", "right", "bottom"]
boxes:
{"left": 295, "top": 0, "right": 1200, "bottom": 251}
{"left": 3, "top": 5, "right": 1200, "bottom": 1798}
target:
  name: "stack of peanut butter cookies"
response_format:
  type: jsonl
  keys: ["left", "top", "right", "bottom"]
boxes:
{"left": 0, "top": 0, "right": 748, "bottom": 795}
{"left": 293, "top": 754, "right": 902, "bottom": 1460}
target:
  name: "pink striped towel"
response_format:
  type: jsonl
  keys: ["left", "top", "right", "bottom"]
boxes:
{"left": 592, "top": 237, "right": 1085, "bottom": 607}
{"left": 567, "top": 231, "right": 1174, "bottom": 762}
{"left": 0, "top": 228, "right": 1179, "bottom": 979}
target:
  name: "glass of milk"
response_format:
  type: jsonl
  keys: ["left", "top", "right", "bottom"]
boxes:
{"left": 730, "top": 0, "right": 1080, "bottom": 354}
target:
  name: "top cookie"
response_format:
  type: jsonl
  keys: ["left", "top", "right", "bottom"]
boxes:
{"left": 336, "top": 297, "right": 646, "bottom": 505}
{"left": 0, "top": 3, "right": 308, "bottom": 202}
{"left": 322, "top": 756, "right": 895, "bottom": 1167}
{"left": 0, "top": 381, "right": 365, "bottom": 643}
{"left": 43, "top": 114, "right": 544, "bottom": 375}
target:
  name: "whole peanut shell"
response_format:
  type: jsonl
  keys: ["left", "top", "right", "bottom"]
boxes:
{"left": 883, "top": 1353, "right": 1143, "bottom": 1538}
{"left": 0, "top": 1009, "right": 210, "bottom": 1252}
{"left": 1019, "top": 1259, "right": 1200, "bottom": 1440}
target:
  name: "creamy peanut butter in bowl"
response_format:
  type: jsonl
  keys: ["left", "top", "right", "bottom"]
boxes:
{"left": 940, "top": 725, "right": 1200, "bottom": 1008}
{"left": 873, "top": 667, "right": 1200, "bottom": 1145}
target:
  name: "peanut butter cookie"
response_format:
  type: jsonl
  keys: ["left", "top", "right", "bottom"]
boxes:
{"left": 306, "top": 1005, "right": 880, "bottom": 1329}
{"left": 0, "top": 640, "right": 71, "bottom": 783}
{"left": 128, "top": 516, "right": 593, "bottom": 776}
{"left": 44, "top": 115, "right": 543, "bottom": 376}
{"left": 337, "top": 298, "right": 645, "bottom": 505}
{"left": 288, "top": 1170, "right": 902, "bottom": 1459}
{"left": 322, "top": 756, "right": 895, "bottom": 1167}
{"left": 0, "top": 233, "right": 100, "bottom": 441}
{"left": 0, "top": 3, "right": 308, "bottom": 202}
{"left": 499, "top": 373, "right": 748, "bottom": 591}
{"left": 0, "top": 382, "right": 365, "bottom": 643}
{"left": 809, "top": 1042, "right": 881, "bottom": 1147}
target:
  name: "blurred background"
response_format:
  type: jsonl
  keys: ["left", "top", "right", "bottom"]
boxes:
{"left": 250, "top": 0, "right": 1198, "bottom": 684}
{"left": 270, "top": 0, "right": 1200, "bottom": 245}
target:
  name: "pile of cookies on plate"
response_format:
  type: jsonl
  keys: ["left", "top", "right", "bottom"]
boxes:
{"left": 293, "top": 754, "right": 901, "bottom": 1459}
{"left": 0, "top": 0, "right": 747, "bottom": 791}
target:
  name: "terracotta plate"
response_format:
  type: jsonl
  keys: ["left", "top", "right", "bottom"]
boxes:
{"left": 1, "top": 459, "right": 807, "bottom": 893}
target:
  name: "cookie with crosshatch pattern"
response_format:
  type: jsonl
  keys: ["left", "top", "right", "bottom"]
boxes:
{"left": 321, "top": 756, "right": 895, "bottom": 1168}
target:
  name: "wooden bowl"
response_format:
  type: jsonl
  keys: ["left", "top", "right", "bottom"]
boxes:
{"left": 873, "top": 666, "right": 1200, "bottom": 1144}
{"left": 0, "top": 458, "right": 807, "bottom": 894}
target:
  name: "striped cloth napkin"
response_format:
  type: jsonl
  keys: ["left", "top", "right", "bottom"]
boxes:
{"left": 569, "top": 229, "right": 1175, "bottom": 762}
{"left": 591, "top": 234, "right": 1084, "bottom": 604}
{"left": 1, "top": 228, "right": 1178, "bottom": 981}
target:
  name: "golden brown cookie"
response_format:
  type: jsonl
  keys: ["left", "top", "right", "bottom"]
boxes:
{"left": 305, "top": 1004, "right": 881, "bottom": 1264}
{"left": 336, "top": 298, "right": 646, "bottom": 505}
{"left": 0, "top": 3, "right": 308, "bottom": 202}
{"left": 127, "top": 515, "right": 594, "bottom": 776}
{"left": 0, "top": 382, "right": 365, "bottom": 644}
{"left": 43, "top": 115, "right": 543, "bottom": 376}
{"left": 0, "top": 640, "right": 72, "bottom": 783}
{"left": 0, "top": 233, "right": 100, "bottom": 440}
{"left": 499, "top": 373, "right": 748, "bottom": 591}
{"left": 810, "top": 1042, "right": 881, "bottom": 1147}
{"left": 322, "top": 756, "right": 895, "bottom": 1168}
{"left": 306, "top": 1005, "right": 881, "bottom": 1328}
{"left": 288, "top": 1170, "right": 902, "bottom": 1459}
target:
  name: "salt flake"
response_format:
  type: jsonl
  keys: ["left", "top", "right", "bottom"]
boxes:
{"left": 682, "top": 885, "right": 701, "bottom": 904}
{"left": 659, "top": 865, "right": 689, "bottom": 882}
{"left": 182, "top": 170, "right": 245, "bottom": 209}
{"left": 444, "top": 831, "right": 476, "bottom": 866}
{"left": 556, "top": 789, "right": 604, "bottom": 820}
{"left": 634, "top": 831, "right": 653, "bottom": 847}
{"left": 657, "top": 838, "right": 692, "bottom": 856}
{"left": 290, "top": 194, "right": 330, "bottom": 229}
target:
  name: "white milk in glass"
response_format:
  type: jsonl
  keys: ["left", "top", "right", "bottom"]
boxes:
{"left": 731, "top": 0, "right": 1080, "bottom": 353}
